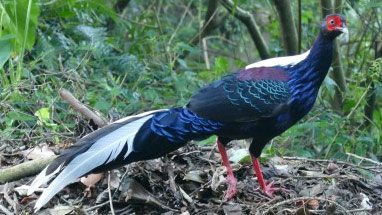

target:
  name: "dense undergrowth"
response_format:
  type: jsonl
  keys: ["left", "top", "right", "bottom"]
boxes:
{"left": 0, "top": 0, "right": 381, "bottom": 161}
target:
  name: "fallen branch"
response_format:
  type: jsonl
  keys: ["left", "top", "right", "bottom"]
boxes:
{"left": 59, "top": 89, "right": 107, "bottom": 127}
{"left": 346, "top": 152, "right": 382, "bottom": 166}
{"left": 283, "top": 156, "right": 382, "bottom": 173}
{"left": 2, "top": 183, "right": 18, "bottom": 214}
{"left": 259, "top": 197, "right": 349, "bottom": 214}
{"left": 107, "top": 172, "right": 116, "bottom": 215}
{"left": 0, "top": 156, "right": 56, "bottom": 184}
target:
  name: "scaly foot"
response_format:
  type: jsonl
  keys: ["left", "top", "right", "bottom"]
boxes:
{"left": 224, "top": 174, "right": 237, "bottom": 200}
{"left": 255, "top": 180, "right": 292, "bottom": 198}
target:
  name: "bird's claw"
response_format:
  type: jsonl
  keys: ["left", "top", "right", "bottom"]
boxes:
{"left": 255, "top": 180, "right": 291, "bottom": 198}
{"left": 263, "top": 181, "right": 277, "bottom": 197}
{"left": 224, "top": 175, "right": 237, "bottom": 200}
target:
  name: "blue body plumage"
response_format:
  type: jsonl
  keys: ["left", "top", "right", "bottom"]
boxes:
{"left": 29, "top": 14, "right": 348, "bottom": 211}
{"left": 151, "top": 108, "right": 222, "bottom": 143}
{"left": 148, "top": 27, "right": 337, "bottom": 158}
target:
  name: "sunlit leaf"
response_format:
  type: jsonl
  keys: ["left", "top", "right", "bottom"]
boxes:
{"left": 0, "top": 35, "right": 13, "bottom": 68}
{"left": 1, "top": 0, "right": 40, "bottom": 51}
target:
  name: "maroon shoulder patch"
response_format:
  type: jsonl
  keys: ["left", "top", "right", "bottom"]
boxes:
{"left": 237, "top": 67, "right": 289, "bottom": 81}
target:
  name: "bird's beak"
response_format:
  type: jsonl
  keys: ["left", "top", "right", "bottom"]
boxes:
{"left": 336, "top": 24, "right": 348, "bottom": 34}
{"left": 337, "top": 24, "right": 349, "bottom": 43}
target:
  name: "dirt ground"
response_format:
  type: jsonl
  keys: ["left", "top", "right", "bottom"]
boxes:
{"left": 1, "top": 142, "right": 382, "bottom": 215}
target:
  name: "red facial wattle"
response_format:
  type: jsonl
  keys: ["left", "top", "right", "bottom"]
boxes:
{"left": 326, "top": 15, "right": 345, "bottom": 32}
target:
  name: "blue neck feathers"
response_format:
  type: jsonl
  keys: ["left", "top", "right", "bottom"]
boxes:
{"left": 287, "top": 32, "right": 334, "bottom": 114}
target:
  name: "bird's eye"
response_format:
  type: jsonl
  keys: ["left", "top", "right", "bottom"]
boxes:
{"left": 330, "top": 19, "right": 335, "bottom": 25}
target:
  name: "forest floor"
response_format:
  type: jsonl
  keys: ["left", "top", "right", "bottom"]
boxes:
{"left": 0, "top": 142, "right": 382, "bottom": 215}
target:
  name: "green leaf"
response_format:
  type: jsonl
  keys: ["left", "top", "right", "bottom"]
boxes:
{"left": 176, "top": 59, "right": 188, "bottom": 69}
{"left": 1, "top": 0, "right": 40, "bottom": 52}
{"left": 7, "top": 111, "right": 35, "bottom": 121}
{"left": 229, "top": 148, "right": 251, "bottom": 164}
{"left": 0, "top": 36, "right": 12, "bottom": 68}
{"left": 214, "top": 56, "right": 229, "bottom": 76}
{"left": 95, "top": 98, "right": 112, "bottom": 112}
{"left": 34, "top": 107, "right": 50, "bottom": 123}
{"left": 197, "top": 135, "right": 217, "bottom": 146}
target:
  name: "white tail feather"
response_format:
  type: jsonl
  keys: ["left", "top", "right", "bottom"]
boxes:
{"left": 32, "top": 110, "right": 164, "bottom": 211}
{"left": 27, "top": 164, "right": 62, "bottom": 196}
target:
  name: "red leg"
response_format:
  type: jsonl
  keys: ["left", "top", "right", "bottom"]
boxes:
{"left": 217, "top": 138, "right": 237, "bottom": 200}
{"left": 251, "top": 156, "right": 277, "bottom": 197}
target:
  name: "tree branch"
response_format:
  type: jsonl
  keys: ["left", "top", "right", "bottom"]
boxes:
{"left": 190, "top": 0, "right": 223, "bottom": 45}
{"left": 272, "top": 0, "right": 299, "bottom": 55}
{"left": 220, "top": 0, "right": 270, "bottom": 59}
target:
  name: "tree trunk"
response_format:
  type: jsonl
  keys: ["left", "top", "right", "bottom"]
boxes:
{"left": 363, "top": 39, "right": 382, "bottom": 128}
{"left": 320, "top": 0, "right": 332, "bottom": 16}
{"left": 297, "top": 0, "right": 302, "bottom": 53}
{"left": 220, "top": 0, "right": 270, "bottom": 59}
{"left": 272, "top": 0, "right": 299, "bottom": 55}
{"left": 320, "top": 0, "right": 347, "bottom": 111}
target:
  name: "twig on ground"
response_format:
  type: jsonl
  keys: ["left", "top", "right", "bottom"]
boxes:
{"left": 309, "top": 207, "right": 373, "bottom": 214}
{"left": 346, "top": 152, "right": 382, "bottom": 166}
{"left": 3, "top": 183, "right": 17, "bottom": 214}
{"left": 59, "top": 88, "right": 107, "bottom": 127}
{"left": 197, "top": 155, "right": 217, "bottom": 164}
{"left": 167, "top": 164, "right": 178, "bottom": 195}
{"left": 85, "top": 201, "right": 110, "bottom": 212}
{"left": 260, "top": 197, "right": 349, "bottom": 214}
{"left": 108, "top": 172, "right": 116, "bottom": 215}
{"left": 255, "top": 196, "right": 284, "bottom": 211}
{"left": 290, "top": 175, "right": 353, "bottom": 179}
{"left": 346, "top": 208, "right": 373, "bottom": 213}
{"left": 283, "top": 156, "right": 382, "bottom": 173}
{"left": 122, "top": 178, "right": 178, "bottom": 212}
{"left": 0, "top": 144, "right": 8, "bottom": 152}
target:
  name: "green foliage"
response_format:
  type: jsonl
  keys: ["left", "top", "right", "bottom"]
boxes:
{"left": 0, "top": 0, "right": 40, "bottom": 52}
{"left": 0, "top": 0, "right": 380, "bottom": 163}
{"left": 0, "top": 0, "right": 40, "bottom": 88}
{"left": 0, "top": 35, "right": 12, "bottom": 68}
